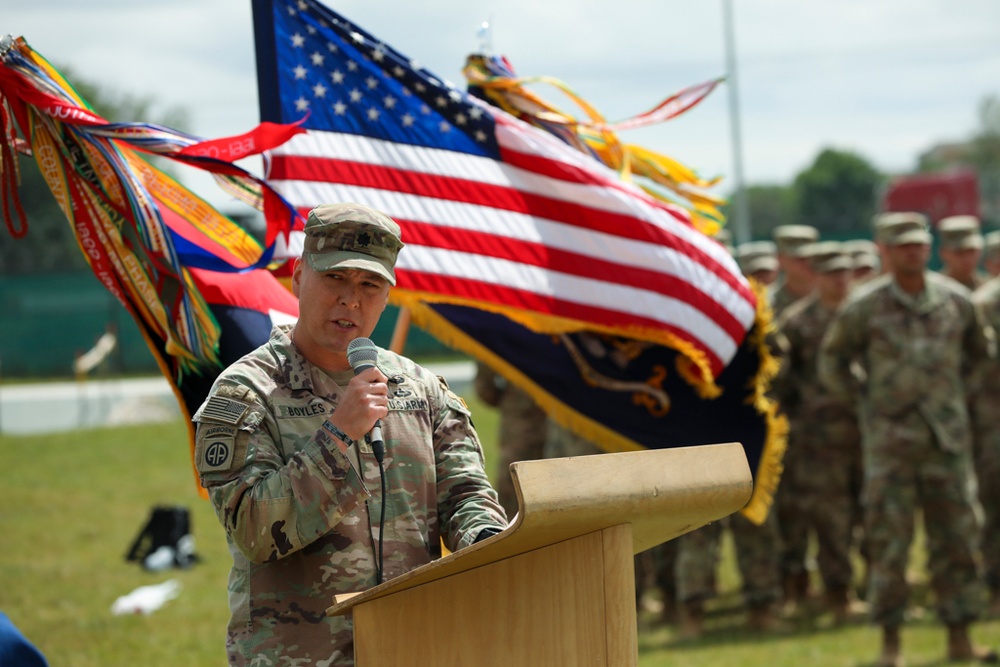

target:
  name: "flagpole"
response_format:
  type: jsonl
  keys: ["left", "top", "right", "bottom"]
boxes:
{"left": 389, "top": 307, "right": 411, "bottom": 354}
{"left": 722, "top": 0, "right": 752, "bottom": 244}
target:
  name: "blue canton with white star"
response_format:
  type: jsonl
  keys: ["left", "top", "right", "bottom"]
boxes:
{"left": 271, "top": 0, "right": 500, "bottom": 159}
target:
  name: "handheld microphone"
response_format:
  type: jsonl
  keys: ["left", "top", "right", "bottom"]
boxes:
{"left": 346, "top": 337, "right": 385, "bottom": 463}
{"left": 346, "top": 336, "right": 387, "bottom": 585}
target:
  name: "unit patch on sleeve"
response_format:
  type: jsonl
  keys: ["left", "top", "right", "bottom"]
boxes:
{"left": 197, "top": 424, "right": 238, "bottom": 472}
{"left": 201, "top": 396, "right": 251, "bottom": 425}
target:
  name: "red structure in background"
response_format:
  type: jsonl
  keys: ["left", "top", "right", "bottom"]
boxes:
{"left": 882, "top": 169, "right": 980, "bottom": 226}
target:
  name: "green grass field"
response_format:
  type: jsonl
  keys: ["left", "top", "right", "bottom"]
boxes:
{"left": 2, "top": 393, "right": 999, "bottom": 666}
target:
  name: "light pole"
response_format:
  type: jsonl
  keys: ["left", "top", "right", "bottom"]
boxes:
{"left": 723, "top": 0, "right": 752, "bottom": 244}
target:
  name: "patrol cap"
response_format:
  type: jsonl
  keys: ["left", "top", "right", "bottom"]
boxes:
{"left": 736, "top": 240, "right": 778, "bottom": 274}
{"left": 842, "top": 239, "right": 878, "bottom": 258}
{"left": 985, "top": 230, "right": 1000, "bottom": 259}
{"left": 873, "top": 212, "right": 931, "bottom": 245}
{"left": 842, "top": 239, "right": 880, "bottom": 270}
{"left": 772, "top": 225, "right": 820, "bottom": 255}
{"left": 807, "top": 242, "right": 853, "bottom": 273}
{"left": 302, "top": 203, "right": 404, "bottom": 285}
{"left": 938, "top": 215, "right": 983, "bottom": 250}
{"left": 791, "top": 241, "right": 829, "bottom": 260}
{"left": 852, "top": 252, "right": 880, "bottom": 271}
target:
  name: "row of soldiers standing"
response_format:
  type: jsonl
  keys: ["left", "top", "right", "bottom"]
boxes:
{"left": 721, "top": 213, "right": 1000, "bottom": 666}
{"left": 473, "top": 212, "right": 1000, "bottom": 666}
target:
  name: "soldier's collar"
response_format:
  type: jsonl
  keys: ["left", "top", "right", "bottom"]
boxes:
{"left": 270, "top": 325, "right": 315, "bottom": 392}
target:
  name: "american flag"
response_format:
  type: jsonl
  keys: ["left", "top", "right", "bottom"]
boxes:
{"left": 253, "top": 0, "right": 756, "bottom": 376}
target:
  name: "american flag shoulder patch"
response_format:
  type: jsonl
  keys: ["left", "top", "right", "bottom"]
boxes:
{"left": 201, "top": 396, "right": 251, "bottom": 425}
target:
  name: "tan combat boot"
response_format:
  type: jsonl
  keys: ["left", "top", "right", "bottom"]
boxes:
{"left": 946, "top": 624, "right": 999, "bottom": 663}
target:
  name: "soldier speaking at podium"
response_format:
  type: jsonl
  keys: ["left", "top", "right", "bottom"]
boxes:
{"left": 193, "top": 203, "right": 507, "bottom": 667}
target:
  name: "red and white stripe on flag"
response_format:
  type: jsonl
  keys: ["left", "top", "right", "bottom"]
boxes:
{"left": 266, "top": 102, "right": 755, "bottom": 376}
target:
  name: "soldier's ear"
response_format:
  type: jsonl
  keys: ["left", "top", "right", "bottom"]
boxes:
{"left": 291, "top": 259, "right": 304, "bottom": 297}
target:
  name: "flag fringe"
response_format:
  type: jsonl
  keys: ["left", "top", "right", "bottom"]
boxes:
{"left": 737, "top": 279, "right": 788, "bottom": 525}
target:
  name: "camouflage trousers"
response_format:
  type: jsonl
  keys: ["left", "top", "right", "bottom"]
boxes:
{"left": 863, "top": 412, "right": 984, "bottom": 626}
{"left": 731, "top": 512, "right": 783, "bottom": 606}
{"left": 778, "top": 420, "right": 864, "bottom": 593}
{"left": 775, "top": 442, "right": 810, "bottom": 583}
{"left": 493, "top": 412, "right": 548, "bottom": 519}
{"left": 975, "top": 433, "right": 1000, "bottom": 593}
{"left": 675, "top": 520, "right": 722, "bottom": 603}
{"left": 675, "top": 513, "right": 782, "bottom": 606}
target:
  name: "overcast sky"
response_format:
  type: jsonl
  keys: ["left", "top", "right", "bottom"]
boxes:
{"left": 6, "top": 0, "right": 1000, "bottom": 214}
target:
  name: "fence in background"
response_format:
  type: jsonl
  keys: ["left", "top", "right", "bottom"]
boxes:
{"left": 1, "top": 271, "right": 455, "bottom": 380}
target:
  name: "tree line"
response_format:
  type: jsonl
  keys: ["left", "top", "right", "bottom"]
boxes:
{"left": 725, "top": 94, "right": 1000, "bottom": 240}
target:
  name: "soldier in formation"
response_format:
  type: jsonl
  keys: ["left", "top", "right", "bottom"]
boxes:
{"left": 983, "top": 231, "right": 1000, "bottom": 277}
{"left": 736, "top": 240, "right": 779, "bottom": 286}
{"left": 473, "top": 363, "right": 548, "bottom": 519}
{"left": 938, "top": 215, "right": 989, "bottom": 290}
{"left": 769, "top": 225, "right": 820, "bottom": 315}
{"left": 973, "top": 273, "right": 1000, "bottom": 617}
{"left": 773, "top": 242, "right": 866, "bottom": 624}
{"left": 818, "top": 212, "right": 996, "bottom": 667}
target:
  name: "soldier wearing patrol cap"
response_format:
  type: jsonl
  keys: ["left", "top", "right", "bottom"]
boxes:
{"left": 983, "top": 230, "right": 1000, "bottom": 278}
{"left": 938, "top": 215, "right": 988, "bottom": 290}
{"left": 193, "top": 202, "right": 507, "bottom": 667}
{"left": 773, "top": 242, "right": 866, "bottom": 624}
{"left": 770, "top": 225, "right": 820, "bottom": 317}
{"left": 972, "top": 270, "right": 1000, "bottom": 617}
{"left": 872, "top": 212, "right": 921, "bottom": 270}
{"left": 713, "top": 227, "right": 736, "bottom": 256}
{"left": 819, "top": 212, "right": 997, "bottom": 666}
{"left": 736, "top": 240, "right": 779, "bottom": 286}
{"left": 669, "top": 240, "right": 788, "bottom": 639}
{"left": 842, "top": 238, "right": 881, "bottom": 283}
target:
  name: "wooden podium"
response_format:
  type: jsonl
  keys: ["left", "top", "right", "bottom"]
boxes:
{"left": 327, "top": 442, "right": 753, "bottom": 666}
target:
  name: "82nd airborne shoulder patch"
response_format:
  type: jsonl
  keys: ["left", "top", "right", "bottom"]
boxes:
{"left": 199, "top": 424, "right": 237, "bottom": 471}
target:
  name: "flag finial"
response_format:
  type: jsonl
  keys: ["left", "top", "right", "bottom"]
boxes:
{"left": 476, "top": 20, "right": 492, "bottom": 55}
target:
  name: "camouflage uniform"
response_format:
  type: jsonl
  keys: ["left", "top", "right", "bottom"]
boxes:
{"left": 767, "top": 228, "right": 819, "bottom": 600}
{"left": 768, "top": 224, "right": 820, "bottom": 316}
{"left": 473, "top": 363, "right": 548, "bottom": 518}
{"left": 774, "top": 292, "right": 863, "bottom": 599}
{"left": 194, "top": 325, "right": 507, "bottom": 667}
{"left": 769, "top": 279, "right": 803, "bottom": 319}
{"left": 675, "top": 521, "right": 723, "bottom": 605}
{"left": 946, "top": 270, "right": 990, "bottom": 292}
{"left": 984, "top": 231, "right": 1000, "bottom": 278}
{"left": 972, "top": 277, "right": 1000, "bottom": 601}
{"left": 939, "top": 215, "right": 988, "bottom": 291}
{"left": 818, "top": 271, "right": 993, "bottom": 627}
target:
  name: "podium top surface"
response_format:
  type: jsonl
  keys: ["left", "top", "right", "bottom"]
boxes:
{"left": 328, "top": 441, "right": 752, "bottom": 616}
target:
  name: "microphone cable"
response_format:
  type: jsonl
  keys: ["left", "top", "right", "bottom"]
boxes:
{"left": 372, "top": 437, "right": 385, "bottom": 585}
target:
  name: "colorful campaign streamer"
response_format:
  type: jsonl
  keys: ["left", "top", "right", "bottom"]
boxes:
{"left": 0, "top": 35, "right": 303, "bottom": 492}
{"left": 464, "top": 54, "right": 727, "bottom": 234}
